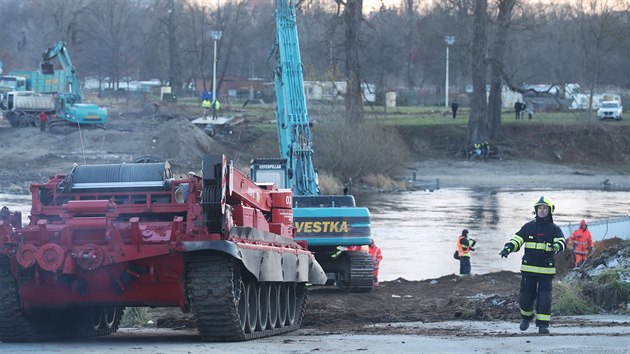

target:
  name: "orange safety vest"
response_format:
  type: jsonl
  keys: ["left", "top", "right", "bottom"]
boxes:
{"left": 369, "top": 244, "right": 383, "bottom": 269}
{"left": 570, "top": 228, "right": 593, "bottom": 255}
{"left": 457, "top": 236, "right": 474, "bottom": 258}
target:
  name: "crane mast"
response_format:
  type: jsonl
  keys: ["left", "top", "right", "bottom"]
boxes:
{"left": 274, "top": 0, "right": 319, "bottom": 196}
{"left": 251, "top": 0, "right": 375, "bottom": 293}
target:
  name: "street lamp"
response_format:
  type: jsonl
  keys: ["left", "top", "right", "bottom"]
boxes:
{"left": 210, "top": 30, "right": 223, "bottom": 117}
{"left": 444, "top": 35, "right": 455, "bottom": 108}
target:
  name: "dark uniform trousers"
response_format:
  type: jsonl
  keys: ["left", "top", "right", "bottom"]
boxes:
{"left": 519, "top": 273, "right": 552, "bottom": 326}
{"left": 459, "top": 257, "right": 471, "bottom": 275}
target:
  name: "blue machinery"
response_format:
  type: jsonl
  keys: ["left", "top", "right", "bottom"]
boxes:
{"left": 250, "top": 0, "right": 374, "bottom": 291}
{"left": 41, "top": 41, "right": 108, "bottom": 129}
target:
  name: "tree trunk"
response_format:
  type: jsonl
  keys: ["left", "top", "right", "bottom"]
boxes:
{"left": 344, "top": 0, "right": 364, "bottom": 124}
{"left": 467, "top": 0, "right": 488, "bottom": 146}
{"left": 487, "top": 0, "right": 516, "bottom": 139}
{"left": 167, "top": 0, "right": 181, "bottom": 95}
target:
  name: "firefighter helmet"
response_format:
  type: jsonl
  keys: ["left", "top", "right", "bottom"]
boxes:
{"left": 534, "top": 196, "right": 555, "bottom": 214}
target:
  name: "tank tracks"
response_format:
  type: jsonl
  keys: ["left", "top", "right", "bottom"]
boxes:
{"left": 186, "top": 253, "right": 308, "bottom": 341}
{"left": 335, "top": 251, "right": 374, "bottom": 292}
{"left": 0, "top": 258, "right": 123, "bottom": 342}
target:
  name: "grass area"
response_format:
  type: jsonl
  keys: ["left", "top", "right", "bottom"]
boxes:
{"left": 364, "top": 105, "right": 630, "bottom": 127}
{"left": 236, "top": 102, "right": 630, "bottom": 128}
{"left": 552, "top": 280, "right": 595, "bottom": 315}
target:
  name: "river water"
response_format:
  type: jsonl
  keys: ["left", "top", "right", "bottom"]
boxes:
{"left": 360, "top": 189, "right": 630, "bottom": 281}
{"left": 3, "top": 189, "right": 630, "bottom": 282}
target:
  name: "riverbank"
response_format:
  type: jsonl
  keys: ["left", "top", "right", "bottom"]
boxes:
{"left": 409, "top": 159, "right": 629, "bottom": 191}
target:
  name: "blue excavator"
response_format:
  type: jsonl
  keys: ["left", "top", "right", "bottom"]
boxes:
{"left": 40, "top": 41, "right": 107, "bottom": 132}
{"left": 250, "top": 0, "right": 374, "bottom": 292}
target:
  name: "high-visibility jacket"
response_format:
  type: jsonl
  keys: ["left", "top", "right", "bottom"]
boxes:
{"left": 570, "top": 228, "right": 593, "bottom": 255}
{"left": 202, "top": 99, "right": 211, "bottom": 108}
{"left": 369, "top": 244, "right": 383, "bottom": 270}
{"left": 507, "top": 218, "right": 565, "bottom": 276}
{"left": 457, "top": 236, "right": 475, "bottom": 258}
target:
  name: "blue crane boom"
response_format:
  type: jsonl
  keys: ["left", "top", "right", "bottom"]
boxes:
{"left": 251, "top": 0, "right": 375, "bottom": 292}
{"left": 273, "top": 0, "right": 319, "bottom": 196}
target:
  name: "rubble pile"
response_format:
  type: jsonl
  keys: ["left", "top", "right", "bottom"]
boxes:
{"left": 562, "top": 238, "right": 630, "bottom": 312}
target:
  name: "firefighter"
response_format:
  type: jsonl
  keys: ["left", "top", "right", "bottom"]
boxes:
{"left": 500, "top": 196, "right": 565, "bottom": 334}
{"left": 569, "top": 219, "right": 593, "bottom": 267}
{"left": 369, "top": 240, "right": 383, "bottom": 285}
{"left": 456, "top": 229, "right": 476, "bottom": 275}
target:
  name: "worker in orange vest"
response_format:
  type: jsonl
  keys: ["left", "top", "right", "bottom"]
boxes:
{"left": 569, "top": 219, "right": 593, "bottom": 267}
{"left": 456, "top": 229, "right": 476, "bottom": 275}
{"left": 369, "top": 240, "right": 383, "bottom": 285}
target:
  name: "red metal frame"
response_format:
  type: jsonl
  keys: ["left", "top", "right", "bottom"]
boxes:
{"left": 0, "top": 156, "right": 300, "bottom": 310}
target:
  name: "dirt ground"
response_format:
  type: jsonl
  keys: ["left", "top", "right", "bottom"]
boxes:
{"left": 1, "top": 102, "right": 629, "bottom": 336}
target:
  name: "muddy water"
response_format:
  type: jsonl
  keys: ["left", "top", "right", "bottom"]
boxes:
{"left": 3, "top": 190, "right": 630, "bottom": 282}
{"left": 360, "top": 189, "right": 630, "bottom": 281}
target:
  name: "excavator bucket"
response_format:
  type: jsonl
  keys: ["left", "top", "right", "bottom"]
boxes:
{"left": 40, "top": 61, "right": 54, "bottom": 75}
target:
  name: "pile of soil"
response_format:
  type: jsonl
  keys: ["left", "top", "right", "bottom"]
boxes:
{"left": 302, "top": 271, "right": 521, "bottom": 332}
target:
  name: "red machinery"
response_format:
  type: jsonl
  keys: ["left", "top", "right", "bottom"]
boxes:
{"left": 0, "top": 154, "right": 326, "bottom": 342}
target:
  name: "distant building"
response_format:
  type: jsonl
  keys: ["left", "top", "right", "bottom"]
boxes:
{"left": 303, "top": 81, "right": 376, "bottom": 103}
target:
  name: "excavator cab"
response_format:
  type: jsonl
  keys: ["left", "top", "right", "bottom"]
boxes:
{"left": 40, "top": 61, "right": 55, "bottom": 75}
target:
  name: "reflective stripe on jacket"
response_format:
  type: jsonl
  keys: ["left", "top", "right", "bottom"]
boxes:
{"left": 508, "top": 218, "right": 565, "bottom": 276}
{"left": 569, "top": 229, "right": 593, "bottom": 255}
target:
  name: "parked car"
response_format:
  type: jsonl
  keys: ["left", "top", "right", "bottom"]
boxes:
{"left": 597, "top": 101, "right": 623, "bottom": 121}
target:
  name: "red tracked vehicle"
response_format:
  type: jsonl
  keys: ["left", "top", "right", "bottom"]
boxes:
{"left": 0, "top": 154, "right": 326, "bottom": 342}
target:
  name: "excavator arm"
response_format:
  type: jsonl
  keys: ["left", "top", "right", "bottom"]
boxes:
{"left": 41, "top": 41, "right": 82, "bottom": 101}
{"left": 274, "top": 0, "right": 319, "bottom": 196}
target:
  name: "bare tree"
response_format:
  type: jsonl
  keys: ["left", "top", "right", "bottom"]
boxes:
{"left": 81, "top": 0, "right": 144, "bottom": 90}
{"left": 342, "top": 0, "right": 365, "bottom": 124}
{"left": 487, "top": 0, "right": 516, "bottom": 138}
{"left": 570, "top": 0, "right": 630, "bottom": 123}
{"left": 467, "top": 0, "right": 488, "bottom": 146}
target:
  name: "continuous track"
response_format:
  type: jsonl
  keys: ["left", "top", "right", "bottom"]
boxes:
{"left": 336, "top": 251, "right": 374, "bottom": 292}
{"left": 186, "top": 253, "right": 307, "bottom": 341}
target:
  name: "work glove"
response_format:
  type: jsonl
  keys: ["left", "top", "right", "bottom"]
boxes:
{"left": 500, "top": 243, "right": 514, "bottom": 258}
{"left": 553, "top": 243, "right": 561, "bottom": 254}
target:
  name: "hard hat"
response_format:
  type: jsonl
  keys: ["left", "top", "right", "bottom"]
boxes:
{"left": 580, "top": 219, "right": 587, "bottom": 227}
{"left": 534, "top": 196, "right": 555, "bottom": 214}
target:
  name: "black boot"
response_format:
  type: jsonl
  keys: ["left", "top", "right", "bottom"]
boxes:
{"left": 538, "top": 324, "right": 550, "bottom": 334}
{"left": 519, "top": 319, "right": 530, "bottom": 331}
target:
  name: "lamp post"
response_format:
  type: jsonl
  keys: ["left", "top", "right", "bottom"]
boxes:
{"left": 444, "top": 36, "right": 455, "bottom": 108}
{"left": 210, "top": 30, "right": 222, "bottom": 117}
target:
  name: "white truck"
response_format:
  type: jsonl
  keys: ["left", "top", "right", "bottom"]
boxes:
{"left": 0, "top": 91, "right": 56, "bottom": 127}
{"left": 597, "top": 101, "right": 623, "bottom": 121}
